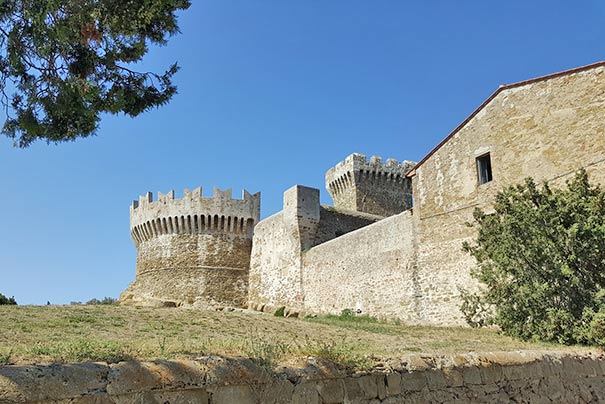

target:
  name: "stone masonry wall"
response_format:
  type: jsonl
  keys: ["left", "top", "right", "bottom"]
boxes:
{"left": 302, "top": 210, "right": 418, "bottom": 322}
{"left": 121, "top": 188, "right": 260, "bottom": 308}
{"left": 412, "top": 64, "right": 605, "bottom": 326}
{"left": 312, "top": 206, "right": 381, "bottom": 248}
{"left": 249, "top": 64, "right": 605, "bottom": 326}
{"left": 248, "top": 211, "right": 305, "bottom": 312}
{"left": 121, "top": 233, "right": 251, "bottom": 307}
{"left": 2, "top": 350, "right": 605, "bottom": 404}
{"left": 248, "top": 186, "right": 383, "bottom": 315}
{"left": 326, "top": 153, "right": 415, "bottom": 217}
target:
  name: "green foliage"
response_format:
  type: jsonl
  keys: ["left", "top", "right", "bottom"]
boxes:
{"left": 333, "top": 308, "right": 379, "bottom": 323}
{"left": 245, "top": 337, "right": 289, "bottom": 370}
{"left": 462, "top": 170, "right": 605, "bottom": 345}
{"left": 0, "top": 0, "right": 191, "bottom": 147}
{"left": 86, "top": 296, "right": 116, "bottom": 305}
{"left": 300, "top": 338, "right": 372, "bottom": 370}
{"left": 28, "top": 338, "right": 135, "bottom": 363}
{"left": 0, "top": 293, "right": 17, "bottom": 305}
{"left": 0, "top": 349, "right": 12, "bottom": 365}
{"left": 273, "top": 306, "right": 285, "bottom": 317}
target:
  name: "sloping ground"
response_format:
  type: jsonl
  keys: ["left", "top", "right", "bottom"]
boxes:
{"left": 0, "top": 305, "right": 580, "bottom": 367}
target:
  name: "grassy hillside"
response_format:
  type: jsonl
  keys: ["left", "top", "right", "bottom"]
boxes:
{"left": 0, "top": 305, "right": 574, "bottom": 368}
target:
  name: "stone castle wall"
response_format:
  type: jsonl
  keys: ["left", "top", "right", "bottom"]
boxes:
{"left": 326, "top": 153, "right": 415, "bottom": 217}
{"left": 411, "top": 63, "right": 605, "bottom": 325}
{"left": 120, "top": 187, "right": 260, "bottom": 308}
{"left": 249, "top": 63, "right": 605, "bottom": 326}
{"left": 302, "top": 210, "right": 417, "bottom": 321}
{"left": 3, "top": 351, "right": 605, "bottom": 404}
{"left": 248, "top": 185, "right": 381, "bottom": 313}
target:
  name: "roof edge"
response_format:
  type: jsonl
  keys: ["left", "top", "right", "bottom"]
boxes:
{"left": 407, "top": 61, "right": 605, "bottom": 177}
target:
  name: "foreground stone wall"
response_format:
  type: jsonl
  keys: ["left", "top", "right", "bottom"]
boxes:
{"left": 2, "top": 351, "right": 604, "bottom": 403}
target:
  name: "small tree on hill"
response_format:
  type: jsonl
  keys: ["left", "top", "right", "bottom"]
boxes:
{"left": 462, "top": 169, "right": 605, "bottom": 345}
{"left": 0, "top": 293, "right": 17, "bottom": 305}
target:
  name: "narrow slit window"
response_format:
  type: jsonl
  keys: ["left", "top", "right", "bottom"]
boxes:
{"left": 476, "top": 153, "right": 493, "bottom": 185}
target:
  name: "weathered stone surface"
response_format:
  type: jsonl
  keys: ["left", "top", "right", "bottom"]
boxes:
{"left": 385, "top": 372, "right": 401, "bottom": 396}
{"left": 316, "top": 379, "right": 346, "bottom": 403}
{"left": 107, "top": 360, "right": 207, "bottom": 395}
{"left": 1, "top": 351, "right": 605, "bottom": 404}
{"left": 249, "top": 63, "right": 605, "bottom": 327}
{"left": 210, "top": 385, "right": 256, "bottom": 404}
{"left": 356, "top": 374, "right": 378, "bottom": 399}
{"left": 0, "top": 363, "right": 109, "bottom": 403}
{"left": 326, "top": 153, "right": 415, "bottom": 217}
{"left": 291, "top": 382, "right": 319, "bottom": 404}
{"left": 120, "top": 188, "right": 260, "bottom": 308}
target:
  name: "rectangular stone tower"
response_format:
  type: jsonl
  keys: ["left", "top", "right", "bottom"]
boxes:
{"left": 325, "top": 153, "right": 416, "bottom": 217}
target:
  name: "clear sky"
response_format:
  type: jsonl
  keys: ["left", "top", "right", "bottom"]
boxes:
{"left": 2, "top": 1, "right": 605, "bottom": 305}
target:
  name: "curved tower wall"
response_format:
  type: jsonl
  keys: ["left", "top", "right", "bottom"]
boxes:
{"left": 120, "top": 187, "right": 260, "bottom": 307}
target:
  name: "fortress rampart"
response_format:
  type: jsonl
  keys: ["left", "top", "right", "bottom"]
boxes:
{"left": 326, "top": 153, "right": 415, "bottom": 217}
{"left": 120, "top": 187, "right": 260, "bottom": 308}
{"left": 130, "top": 187, "right": 260, "bottom": 246}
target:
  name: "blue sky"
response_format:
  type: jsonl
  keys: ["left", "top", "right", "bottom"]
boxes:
{"left": 2, "top": 1, "right": 605, "bottom": 304}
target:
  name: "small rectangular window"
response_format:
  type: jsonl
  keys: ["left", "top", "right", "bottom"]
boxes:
{"left": 476, "top": 153, "right": 493, "bottom": 185}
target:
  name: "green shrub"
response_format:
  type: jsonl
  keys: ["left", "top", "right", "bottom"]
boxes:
{"left": 462, "top": 170, "right": 605, "bottom": 345}
{"left": 273, "top": 307, "right": 285, "bottom": 317}
{"left": 0, "top": 293, "right": 17, "bottom": 305}
{"left": 330, "top": 309, "right": 378, "bottom": 323}
{"left": 86, "top": 297, "right": 116, "bottom": 305}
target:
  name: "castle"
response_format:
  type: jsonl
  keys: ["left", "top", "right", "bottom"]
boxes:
{"left": 120, "top": 62, "right": 605, "bottom": 326}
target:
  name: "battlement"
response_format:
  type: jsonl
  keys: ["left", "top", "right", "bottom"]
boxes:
{"left": 131, "top": 187, "right": 260, "bottom": 210}
{"left": 325, "top": 153, "right": 415, "bottom": 217}
{"left": 129, "top": 187, "right": 261, "bottom": 246}
{"left": 326, "top": 153, "right": 415, "bottom": 190}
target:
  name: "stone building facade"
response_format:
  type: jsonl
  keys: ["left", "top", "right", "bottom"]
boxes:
{"left": 119, "top": 187, "right": 260, "bottom": 307}
{"left": 120, "top": 62, "right": 605, "bottom": 326}
{"left": 248, "top": 61, "right": 605, "bottom": 326}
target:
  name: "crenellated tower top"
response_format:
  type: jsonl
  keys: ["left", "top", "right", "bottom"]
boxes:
{"left": 129, "top": 186, "right": 260, "bottom": 247}
{"left": 325, "top": 153, "right": 415, "bottom": 217}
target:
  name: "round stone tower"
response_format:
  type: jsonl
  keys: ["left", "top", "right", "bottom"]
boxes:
{"left": 119, "top": 186, "right": 261, "bottom": 308}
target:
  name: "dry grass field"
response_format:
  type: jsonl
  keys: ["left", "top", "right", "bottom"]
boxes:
{"left": 0, "top": 305, "right": 579, "bottom": 368}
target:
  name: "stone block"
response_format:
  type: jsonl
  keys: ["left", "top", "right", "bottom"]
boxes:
{"left": 385, "top": 372, "right": 401, "bottom": 396}
{"left": 375, "top": 374, "right": 387, "bottom": 400}
{"left": 113, "top": 389, "right": 208, "bottom": 404}
{"left": 317, "top": 379, "right": 346, "bottom": 404}
{"left": 211, "top": 385, "right": 256, "bottom": 404}
{"left": 462, "top": 366, "right": 482, "bottom": 385}
{"left": 400, "top": 371, "right": 427, "bottom": 392}
{"left": 0, "top": 363, "right": 109, "bottom": 403}
{"left": 292, "top": 382, "right": 320, "bottom": 404}
{"left": 425, "top": 369, "right": 447, "bottom": 390}
{"left": 52, "top": 395, "right": 116, "bottom": 404}
{"left": 440, "top": 368, "right": 464, "bottom": 387}
{"left": 479, "top": 364, "right": 503, "bottom": 384}
{"left": 357, "top": 375, "right": 379, "bottom": 399}
{"left": 257, "top": 378, "right": 295, "bottom": 404}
